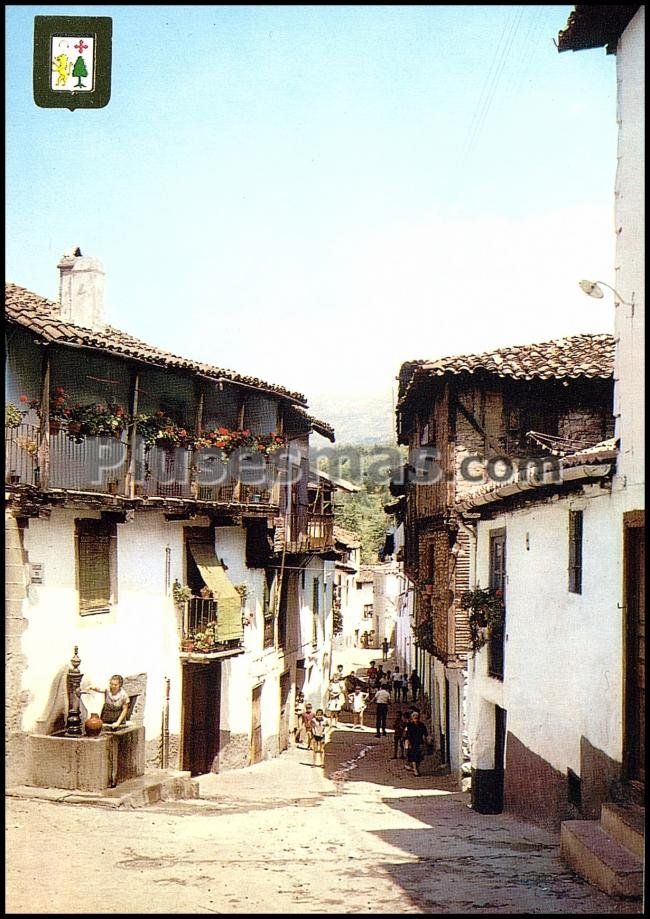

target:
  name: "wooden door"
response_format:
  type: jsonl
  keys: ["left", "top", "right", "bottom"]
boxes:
{"left": 493, "top": 705, "right": 507, "bottom": 812}
{"left": 279, "top": 671, "right": 291, "bottom": 753}
{"left": 624, "top": 512, "right": 645, "bottom": 789}
{"left": 181, "top": 661, "right": 221, "bottom": 776}
{"left": 250, "top": 684, "right": 263, "bottom": 765}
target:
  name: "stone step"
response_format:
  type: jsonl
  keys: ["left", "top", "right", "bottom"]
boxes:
{"left": 7, "top": 769, "right": 199, "bottom": 810}
{"left": 600, "top": 803, "right": 645, "bottom": 859}
{"left": 560, "top": 819, "right": 643, "bottom": 899}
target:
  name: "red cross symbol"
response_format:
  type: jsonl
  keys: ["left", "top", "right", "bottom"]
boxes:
{"left": 74, "top": 39, "right": 89, "bottom": 54}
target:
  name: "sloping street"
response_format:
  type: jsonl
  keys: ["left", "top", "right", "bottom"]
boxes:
{"left": 6, "top": 709, "right": 641, "bottom": 915}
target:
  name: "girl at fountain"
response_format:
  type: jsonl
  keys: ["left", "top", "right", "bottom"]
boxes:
{"left": 86, "top": 674, "right": 130, "bottom": 729}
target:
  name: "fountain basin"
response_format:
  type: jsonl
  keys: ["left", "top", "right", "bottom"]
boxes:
{"left": 26, "top": 724, "right": 145, "bottom": 792}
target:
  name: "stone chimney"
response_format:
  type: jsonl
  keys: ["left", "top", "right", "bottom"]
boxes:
{"left": 57, "top": 250, "right": 106, "bottom": 332}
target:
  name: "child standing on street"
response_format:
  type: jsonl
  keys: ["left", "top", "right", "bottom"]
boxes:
{"left": 301, "top": 702, "right": 315, "bottom": 749}
{"left": 349, "top": 686, "right": 368, "bottom": 729}
{"left": 294, "top": 691, "right": 305, "bottom": 746}
{"left": 311, "top": 709, "right": 329, "bottom": 766}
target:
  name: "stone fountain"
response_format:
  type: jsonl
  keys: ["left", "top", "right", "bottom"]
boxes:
{"left": 26, "top": 647, "right": 145, "bottom": 792}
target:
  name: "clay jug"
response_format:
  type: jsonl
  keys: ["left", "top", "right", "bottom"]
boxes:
{"left": 84, "top": 712, "right": 103, "bottom": 737}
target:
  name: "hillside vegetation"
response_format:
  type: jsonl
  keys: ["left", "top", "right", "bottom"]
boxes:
{"left": 316, "top": 442, "right": 406, "bottom": 563}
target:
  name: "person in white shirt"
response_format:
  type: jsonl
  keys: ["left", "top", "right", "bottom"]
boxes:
{"left": 348, "top": 686, "right": 369, "bottom": 729}
{"left": 373, "top": 685, "right": 391, "bottom": 736}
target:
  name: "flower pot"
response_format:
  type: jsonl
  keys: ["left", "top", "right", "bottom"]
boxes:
{"left": 181, "top": 639, "right": 195, "bottom": 652}
{"left": 107, "top": 481, "right": 119, "bottom": 495}
{"left": 49, "top": 419, "right": 61, "bottom": 435}
{"left": 84, "top": 712, "right": 103, "bottom": 737}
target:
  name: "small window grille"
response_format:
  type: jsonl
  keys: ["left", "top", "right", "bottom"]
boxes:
{"left": 568, "top": 510, "right": 583, "bottom": 594}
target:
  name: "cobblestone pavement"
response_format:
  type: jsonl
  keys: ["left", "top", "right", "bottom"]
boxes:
{"left": 6, "top": 713, "right": 642, "bottom": 914}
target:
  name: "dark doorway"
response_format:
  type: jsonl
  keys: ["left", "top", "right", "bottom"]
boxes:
{"left": 472, "top": 704, "right": 507, "bottom": 814}
{"left": 251, "top": 684, "right": 263, "bottom": 764}
{"left": 493, "top": 704, "right": 507, "bottom": 812}
{"left": 181, "top": 661, "right": 221, "bottom": 776}
{"left": 279, "top": 671, "right": 291, "bottom": 753}
{"left": 443, "top": 675, "right": 451, "bottom": 767}
{"left": 623, "top": 512, "right": 645, "bottom": 793}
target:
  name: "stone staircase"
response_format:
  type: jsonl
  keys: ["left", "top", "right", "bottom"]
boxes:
{"left": 560, "top": 802, "right": 644, "bottom": 899}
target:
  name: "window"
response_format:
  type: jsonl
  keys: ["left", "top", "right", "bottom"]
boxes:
{"left": 363, "top": 603, "right": 374, "bottom": 619}
{"left": 312, "top": 577, "right": 320, "bottom": 646}
{"left": 568, "top": 510, "right": 583, "bottom": 594}
{"left": 75, "top": 517, "right": 116, "bottom": 615}
{"left": 488, "top": 529, "right": 506, "bottom": 680}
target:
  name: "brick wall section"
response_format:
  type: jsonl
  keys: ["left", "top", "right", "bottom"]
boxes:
{"left": 454, "top": 386, "right": 508, "bottom": 502}
{"left": 558, "top": 407, "right": 614, "bottom": 444}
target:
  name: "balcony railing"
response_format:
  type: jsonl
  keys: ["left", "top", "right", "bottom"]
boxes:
{"left": 286, "top": 513, "right": 335, "bottom": 553}
{"left": 5, "top": 423, "right": 40, "bottom": 487}
{"left": 181, "top": 596, "right": 244, "bottom": 654}
{"left": 5, "top": 424, "right": 280, "bottom": 507}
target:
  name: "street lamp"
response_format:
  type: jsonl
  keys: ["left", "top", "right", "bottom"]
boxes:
{"left": 578, "top": 279, "right": 634, "bottom": 306}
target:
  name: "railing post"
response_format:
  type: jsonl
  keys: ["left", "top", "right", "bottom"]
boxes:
{"left": 124, "top": 371, "right": 140, "bottom": 499}
{"left": 37, "top": 346, "right": 51, "bottom": 490}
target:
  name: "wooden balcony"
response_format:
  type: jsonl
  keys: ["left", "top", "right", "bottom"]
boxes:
{"left": 5, "top": 424, "right": 281, "bottom": 509}
{"left": 285, "top": 513, "right": 335, "bottom": 553}
{"left": 180, "top": 596, "right": 244, "bottom": 656}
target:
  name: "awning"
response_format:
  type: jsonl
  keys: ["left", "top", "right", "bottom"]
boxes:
{"left": 187, "top": 541, "right": 243, "bottom": 642}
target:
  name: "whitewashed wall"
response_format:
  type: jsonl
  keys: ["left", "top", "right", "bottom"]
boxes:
{"left": 20, "top": 508, "right": 188, "bottom": 743}
{"left": 373, "top": 562, "right": 400, "bottom": 644}
{"left": 467, "top": 484, "right": 625, "bottom": 778}
{"left": 613, "top": 6, "right": 645, "bottom": 493}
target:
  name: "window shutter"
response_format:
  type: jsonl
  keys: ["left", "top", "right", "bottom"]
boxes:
{"left": 78, "top": 534, "right": 111, "bottom": 611}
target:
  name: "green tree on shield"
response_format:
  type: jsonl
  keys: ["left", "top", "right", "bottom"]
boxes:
{"left": 72, "top": 56, "right": 88, "bottom": 88}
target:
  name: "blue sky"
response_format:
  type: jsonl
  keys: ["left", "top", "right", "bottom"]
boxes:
{"left": 6, "top": 5, "right": 618, "bottom": 415}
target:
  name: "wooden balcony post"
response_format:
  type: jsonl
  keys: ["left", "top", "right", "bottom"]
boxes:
{"left": 124, "top": 371, "right": 140, "bottom": 498}
{"left": 37, "top": 347, "right": 50, "bottom": 490}
{"left": 191, "top": 387, "right": 204, "bottom": 497}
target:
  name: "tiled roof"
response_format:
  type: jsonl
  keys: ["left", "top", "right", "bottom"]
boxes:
{"left": 292, "top": 407, "right": 335, "bottom": 442}
{"left": 557, "top": 5, "right": 640, "bottom": 55}
{"left": 398, "top": 334, "right": 615, "bottom": 408}
{"left": 357, "top": 566, "right": 376, "bottom": 583}
{"left": 455, "top": 440, "right": 617, "bottom": 512}
{"left": 560, "top": 438, "right": 618, "bottom": 467}
{"left": 5, "top": 282, "right": 308, "bottom": 406}
{"left": 334, "top": 527, "right": 362, "bottom": 549}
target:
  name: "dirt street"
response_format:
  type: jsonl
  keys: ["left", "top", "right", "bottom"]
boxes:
{"left": 6, "top": 710, "right": 642, "bottom": 915}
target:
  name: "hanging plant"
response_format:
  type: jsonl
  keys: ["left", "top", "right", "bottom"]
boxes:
{"left": 135, "top": 411, "right": 196, "bottom": 451}
{"left": 16, "top": 389, "right": 129, "bottom": 442}
{"left": 172, "top": 581, "right": 192, "bottom": 605}
{"left": 195, "top": 427, "right": 285, "bottom": 460}
{"left": 45, "top": 387, "right": 130, "bottom": 443}
{"left": 460, "top": 587, "right": 505, "bottom": 652}
{"left": 5, "top": 403, "right": 24, "bottom": 428}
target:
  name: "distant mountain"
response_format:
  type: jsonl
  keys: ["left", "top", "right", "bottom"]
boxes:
{"left": 308, "top": 389, "right": 397, "bottom": 445}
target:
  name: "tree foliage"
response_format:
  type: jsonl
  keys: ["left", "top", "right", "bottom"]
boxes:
{"left": 319, "top": 442, "right": 406, "bottom": 564}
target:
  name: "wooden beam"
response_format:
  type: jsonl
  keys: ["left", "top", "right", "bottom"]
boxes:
{"left": 37, "top": 346, "right": 51, "bottom": 490}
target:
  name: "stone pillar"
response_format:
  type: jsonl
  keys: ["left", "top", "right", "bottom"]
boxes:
{"left": 5, "top": 511, "right": 30, "bottom": 785}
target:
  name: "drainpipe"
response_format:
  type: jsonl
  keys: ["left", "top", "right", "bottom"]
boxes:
{"left": 161, "top": 676, "right": 170, "bottom": 768}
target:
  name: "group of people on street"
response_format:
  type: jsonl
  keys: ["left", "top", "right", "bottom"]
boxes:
{"left": 366, "top": 661, "right": 421, "bottom": 703}
{"left": 391, "top": 706, "right": 429, "bottom": 776}
{"left": 293, "top": 662, "right": 428, "bottom": 774}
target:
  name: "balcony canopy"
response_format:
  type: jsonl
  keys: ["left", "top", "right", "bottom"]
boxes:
{"left": 187, "top": 540, "right": 243, "bottom": 642}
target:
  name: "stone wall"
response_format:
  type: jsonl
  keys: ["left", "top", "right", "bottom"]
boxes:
{"left": 5, "top": 511, "right": 30, "bottom": 785}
